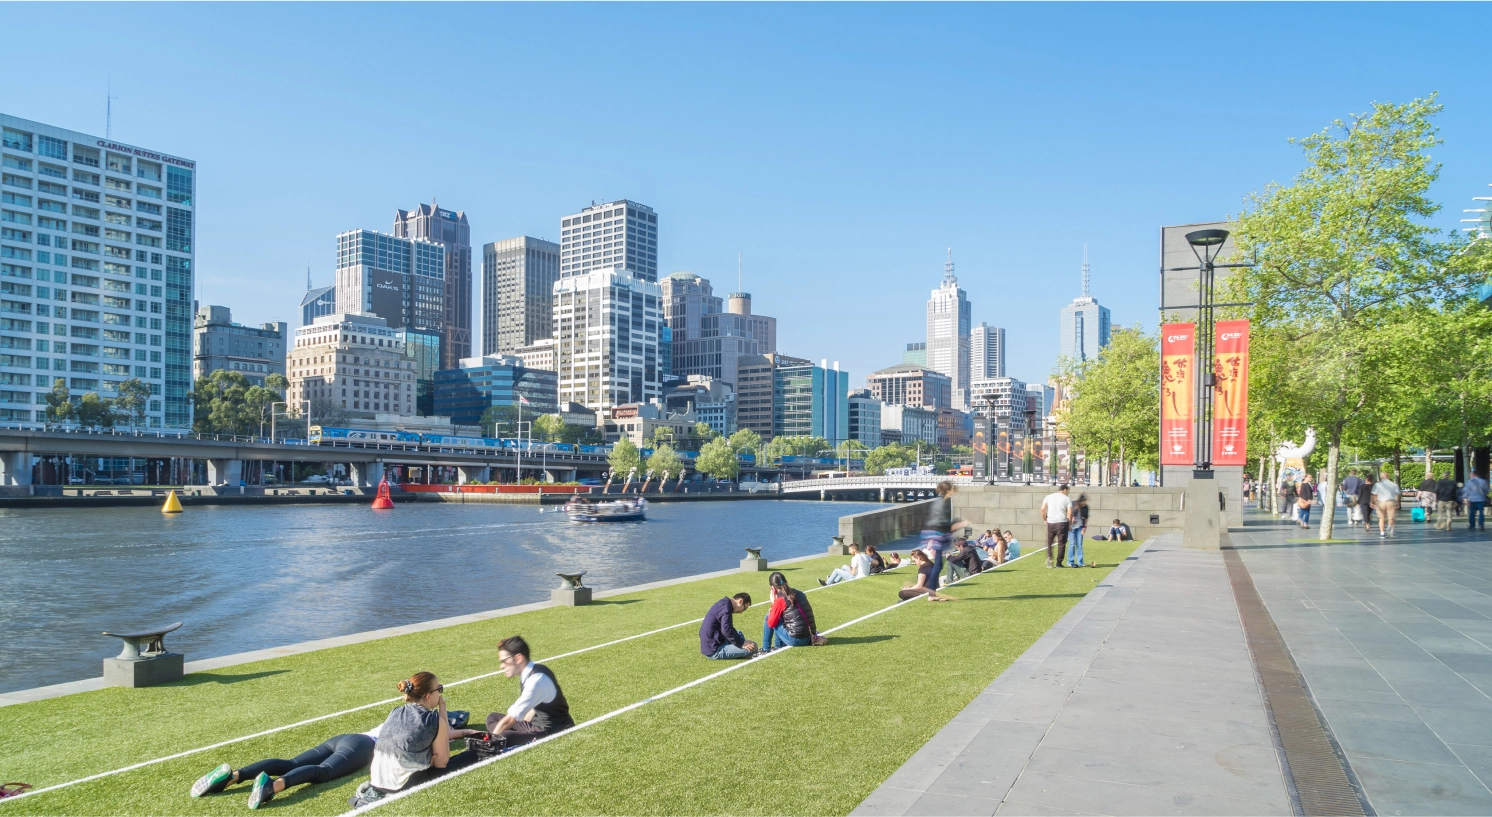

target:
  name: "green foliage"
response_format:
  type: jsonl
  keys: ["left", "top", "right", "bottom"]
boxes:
{"left": 836, "top": 440, "right": 872, "bottom": 464}
{"left": 190, "top": 369, "right": 288, "bottom": 436}
{"left": 113, "top": 378, "right": 151, "bottom": 429}
{"left": 43, "top": 378, "right": 74, "bottom": 425}
{"left": 608, "top": 437, "right": 641, "bottom": 478}
{"left": 727, "top": 428, "right": 762, "bottom": 459}
{"left": 480, "top": 405, "right": 519, "bottom": 437}
{"left": 1054, "top": 327, "right": 1159, "bottom": 479}
{"left": 694, "top": 436, "right": 740, "bottom": 480}
{"left": 692, "top": 422, "right": 718, "bottom": 442}
{"left": 554, "top": 422, "right": 597, "bottom": 446}
{"left": 531, "top": 413, "right": 566, "bottom": 442}
{"left": 73, "top": 392, "right": 117, "bottom": 429}
{"left": 864, "top": 442, "right": 915, "bottom": 475}
{"left": 645, "top": 443, "right": 684, "bottom": 478}
{"left": 765, "top": 435, "right": 831, "bottom": 461}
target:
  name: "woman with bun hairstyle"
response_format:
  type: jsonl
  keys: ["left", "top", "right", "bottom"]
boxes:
{"left": 362, "top": 672, "right": 480, "bottom": 799}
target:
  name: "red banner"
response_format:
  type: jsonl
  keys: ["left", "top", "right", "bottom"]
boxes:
{"left": 1211, "top": 320, "right": 1250, "bottom": 466}
{"left": 1160, "top": 323, "right": 1195, "bottom": 465}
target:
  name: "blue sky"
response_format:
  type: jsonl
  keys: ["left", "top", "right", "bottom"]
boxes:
{"left": 5, "top": 3, "right": 1488, "bottom": 386}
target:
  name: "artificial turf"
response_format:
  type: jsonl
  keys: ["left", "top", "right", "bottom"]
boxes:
{"left": 0, "top": 542, "right": 1136, "bottom": 816}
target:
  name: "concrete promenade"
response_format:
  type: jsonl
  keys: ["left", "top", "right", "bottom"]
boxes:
{"left": 858, "top": 508, "right": 1492, "bottom": 816}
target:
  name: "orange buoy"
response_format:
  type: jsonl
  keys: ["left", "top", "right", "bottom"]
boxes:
{"left": 371, "top": 478, "right": 395, "bottom": 510}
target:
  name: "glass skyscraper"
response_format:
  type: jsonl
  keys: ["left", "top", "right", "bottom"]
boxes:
{"left": 1, "top": 113, "right": 194, "bottom": 428}
{"left": 394, "top": 203, "right": 470, "bottom": 370}
{"left": 334, "top": 229, "right": 445, "bottom": 336}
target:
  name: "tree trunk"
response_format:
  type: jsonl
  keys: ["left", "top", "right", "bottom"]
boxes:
{"left": 1118, "top": 441, "right": 1126, "bottom": 487}
{"left": 1393, "top": 444, "right": 1402, "bottom": 486}
{"left": 1104, "top": 443, "right": 1113, "bottom": 487}
{"left": 1318, "top": 423, "right": 1342, "bottom": 541}
{"left": 1266, "top": 453, "right": 1277, "bottom": 515}
{"left": 1424, "top": 448, "right": 1433, "bottom": 481}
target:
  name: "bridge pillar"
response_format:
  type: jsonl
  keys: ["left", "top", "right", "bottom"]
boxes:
{"left": 880, "top": 487, "right": 885, "bottom": 501}
{"left": 207, "top": 459, "right": 243, "bottom": 486}
{"left": 351, "top": 461, "right": 384, "bottom": 487}
{"left": 457, "top": 465, "right": 489, "bottom": 484}
{"left": 0, "top": 452, "right": 33, "bottom": 486}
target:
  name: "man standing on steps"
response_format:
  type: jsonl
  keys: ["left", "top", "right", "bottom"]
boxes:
{"left": 484, "top": 635, "right": 575, "bottom": 751}
{"left": 1040, "top": 484, "right": 1073, "bottom": 568}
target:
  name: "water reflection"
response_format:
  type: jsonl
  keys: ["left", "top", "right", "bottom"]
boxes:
{"left": 0, "top": 500, "right": 876, "bottom": 693}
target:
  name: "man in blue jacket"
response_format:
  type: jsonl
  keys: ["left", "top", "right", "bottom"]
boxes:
{"left": 700, "top": 593, "right": 757, "bottom": 659}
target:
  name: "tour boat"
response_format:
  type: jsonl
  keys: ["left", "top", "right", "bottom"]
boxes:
{"left": 564, "top": 496, "right": 647, "bottom": 522}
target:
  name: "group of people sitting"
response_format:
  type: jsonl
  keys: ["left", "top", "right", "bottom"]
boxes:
{"left": 700, "top": 570, "right": 830, "bottom": 660}
{"left": 189, "top": 635, "right": 573, "bottom": 810}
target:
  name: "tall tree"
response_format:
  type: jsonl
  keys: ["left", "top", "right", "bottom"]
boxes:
{"left": 1228, "top": 95, "right": 1481, "bottom": 539}
{"left": 864, "top": 443, "right": 915, "bottom": 476}
{"left": 480, "top": 404, "right": 519, "bottom": 438}
{"left": 44, "top": 378, "right": 74, "bottom": 426}
{"left": 114, "top": 379, "right": 151, "bottom": 430}
{"left": 608, "top": 437, "right": 641, "bottom": 480}
{"left": 645, "top": 443, "right": 684, "bottom": 481}
{"left": 531, "top": 413, "right": 566, "bottom": 442}
{"left": 695, "top": 436, "right": 740, "bottom": 481}
{"left": 728, "top": 428, "right": 762, "bottom": 461}
{"left": 74, "top": 392, "right": 117, "bottom": 428}
{"left": 1055, "top": 328, "right": 1159, "bottom": 485}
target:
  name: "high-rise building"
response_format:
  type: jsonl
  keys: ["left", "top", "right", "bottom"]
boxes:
{"left": 301, "top": 285, "right": 336, "bottom": 327}
{"left": 552, "top": 267, "right": 662, "bottom": 412}
{"left": 559, "top": 200, "right": 657, "bottom": 282}
{"left": 193, "top": 305, "right": 286, "bottom": 387}
{"left": 0, "top": 114, "right": 194, "bottom": 428}
{"left": 433, "top": 356, "right": 558, "bottom": 427}
{"left": 774, "top": 359, "right": 850, "bottom": 443}
{"left": 661, "top": 272, "right": 774, "bottom": 388}
{"left": 394, "top": 204, "right": 471, "bottom": 369}
{"left": 847, "top": 389, "right": 882, "bottom": 447}
{"left": 1059, "top": 246, "right": 1111, "bottom": 363}
{"left": 285, "top": 313, "right": 417, "bottom": 419}
{"left": 969, "top": 376, "right": 1035, "bottom": 426}
{"left": 664, "top": 376, "right": 736, "bottom": 436}
{"left": 482, "top": 236, "right": 560, "bottom": 357}
{"left": 881, "top": 404, "right": 936, "bottom": 448}
{"left": 902, "top": 342, "right": 926, "bottom": 367}
{"left": 866, "top": 363, "right": 952, "bottom": 410}
{"left": 735, "top": 352, "right": 810, "bottom": 441}
{"left": 397, "top": 328, "right": 441, "bottom": 416}
{"left": 335, "top": 229, "right": 445, "bottom": 339}
{"left": 927, "top": 249, "right": 972, "bottom": 408}
{"left": 514, "top": 337, "right": 557, "bottom": 372}
{"left": 970, "top": 322, "right": 1005, "bottom": 379}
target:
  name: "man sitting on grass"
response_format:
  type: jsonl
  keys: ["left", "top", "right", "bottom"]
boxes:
{"left": 483, "top": 635, "right": 576, "bottom": 751}
{"left": 700, "top": 593, "right": 758, "bottom": 659}
{"left": 820, "top": 543, "right": 873, "bottom": 585}
{"left": 1091, "top": 519, "right": 1133, "bottom": 541}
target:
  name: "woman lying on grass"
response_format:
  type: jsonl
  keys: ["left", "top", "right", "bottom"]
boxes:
{"left": 762, "top": 571, "right": 828, "bottom": 650}
{"left": 190, "top": 729, "right": 377, "bottom": 809}
{"left": 348, "top": 671, "right": 481, "bottom": 808}
{"left": 899, "top": 549, "right": 957, "bottom": 602}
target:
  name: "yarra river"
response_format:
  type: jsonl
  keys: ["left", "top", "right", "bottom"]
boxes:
{"left": 0, "top": 499, "right": 878, "bottom": 694}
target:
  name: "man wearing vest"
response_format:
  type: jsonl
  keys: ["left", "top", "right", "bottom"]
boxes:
{"left": 484, "top": 635, "right": 575, "bottom": 750}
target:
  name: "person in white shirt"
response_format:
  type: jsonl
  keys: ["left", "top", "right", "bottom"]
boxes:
{"left": 820, "top": 543, "right": 873, "bottom": 585}
{"left": 483, "top": 635, "right": 575, "bottom": 751}
{"left": 1039, "top": 484, "right": 1074, "bottom": 568}
{"left": 1371, "top": 473, "right": 1401, "bottom": 538}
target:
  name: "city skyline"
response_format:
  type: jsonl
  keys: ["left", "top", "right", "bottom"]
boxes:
{"left": 3, "top": 4, "right": 1487, "bottom": 386}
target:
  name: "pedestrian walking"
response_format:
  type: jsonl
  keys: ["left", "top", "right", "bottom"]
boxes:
{"left": 1342, "top": 470, "right": 1363, "bottom": 526}
{"left": 1040, "top": 484, "right": 1073, "bottom": 568}
{"left": 1372, "top": 472, "right": 1400, "bottom": 538}
{"left": 1417, "top": 475, "right": 1438, "bottom": 523}
{"left": 1280, "top": 478, "right": 1298, "bottom": 523}
{"left": 1462, "top": 471, "right": 1489, "bottom": 532}
{"left": 1296, "top": 474, "right": 1317, "bottom": 529}
{"left": 1066, "top": 494, "right": 1089, "bottom": 567}
{"left": 1434, "top": 474, "right": 1459, "bottom": 531}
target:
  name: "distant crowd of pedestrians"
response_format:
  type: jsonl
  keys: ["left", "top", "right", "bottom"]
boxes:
{"left": 1267, "top": 468, "right": 1488, "bottom": 537}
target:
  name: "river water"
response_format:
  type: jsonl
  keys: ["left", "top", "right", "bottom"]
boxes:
{"left": 0, "top": 499, "right": 879, "bottom": 694}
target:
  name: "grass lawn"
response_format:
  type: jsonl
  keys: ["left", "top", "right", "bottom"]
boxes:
{"left": 0, "top": 541, "right": 1135, "bottom": 816}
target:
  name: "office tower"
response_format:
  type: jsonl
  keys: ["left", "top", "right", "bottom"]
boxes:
{"left": 663, "top": 376, "right": 736, "bottom": 436}
{"left": 0, "top": 114, "right": 194, "bottom": 428}
{"left": 397, "top": 328, "right": 441, "bottom": 416}
{"left": 927, "top": 249, "right": 972, "bottom": 408}
{"left": 285, "top": 313, "right": 416, "bottom": 418}
{"left": 301, "top": 285, "right": 336, "bottom": 327}
{"left": 334, "top": 229, "right": 445, "bottom": 335}
{"left": 514, "top": 337, "right": 557, "bottom": 372}
{"left": 661, "top": 272, "right": 775, "bottom": 388}
{"left": 735, "top": 352, "right": 810, "bottom": 441}
{"left": 970, "top": 322, "right": 1005, "bottom": 379}
{"left": 866, "top": 363, "right": 952, "bottom": 410}
{"left": 902, "top": 342, "right": 927, "bottom": 366}
{"left": 881, "top": 404, "right": 937, "bottom": 447}
{"left": 552, "top": 267, "right": 662, "bottom": 411}
{"left": 193, "top": 306, "right": 286, "bottom": 387}
{"left": 482, "top": 236, "right": 559, "bottom": 358}
{"left": 969, "top": 376, "right": 1030, "bottom": 418}
{"left": 774, "top": 359, "right": 849, "bottom": 442}
{"left": 559, "top": 200, "right": 657, "bottom": 282}
{"left": 433, "top": 356, "right": 558, "bottom": 427}
{"left": 847, "top": 389, "right": 881, "bottom": 447}
{"left": 394, "top": 203, "right": 470, "bottom": 370}
{"left": 1059, "top": 246, "right": 1111, "bottom": 363}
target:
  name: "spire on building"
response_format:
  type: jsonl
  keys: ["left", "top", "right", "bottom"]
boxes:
{"left": 944, "top": 247, "right": 957, "bottom": 285}
{"left": 306, "top": 264, "right": 312, "bottom": 291}
{"left": 1081, "top": 244, "right": 1090, "bottom": 298}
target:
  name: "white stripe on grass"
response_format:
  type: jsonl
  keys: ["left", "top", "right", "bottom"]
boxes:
{"left": 344, "top": 548, "right": 1037, "bottom": 815}
{"left": 0, "top": 557, "right": 913, "bottom": 806}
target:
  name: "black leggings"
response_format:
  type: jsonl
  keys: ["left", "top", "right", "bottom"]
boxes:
{"left": 239, "top": 733, "right": 374, "bottom": 789}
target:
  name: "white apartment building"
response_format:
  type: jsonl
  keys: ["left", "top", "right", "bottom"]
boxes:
{"left": 285, "top": 312, "right": 417, "bottom": 419}
{"left": 552, "top": 267, "right": 662, "bottom": 412}
{"left": 1, "top": 114, "right": 195, "bottom": 428}
{"left": 926, "top": 250, "right": 971, "bottom": 409}
{"left": 971, "top": 322, "right": 1005, "bottom": 379}
{"left": 559, "top": 200, "right": 657, "bottom": 282}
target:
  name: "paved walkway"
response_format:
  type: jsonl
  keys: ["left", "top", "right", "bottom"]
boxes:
{"left": 1234, "top": 510, "right": 1492, "bottom": 815}
{"left": 855, "top": 533, "right": 1292, "bottom": 816}
{"left": 857, "top": 508, "right": 1492, "bottom": 816}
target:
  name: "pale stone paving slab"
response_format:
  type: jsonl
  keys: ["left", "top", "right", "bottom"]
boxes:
{"left": 853, "top": 534, "right": 1291, "bottom": 817}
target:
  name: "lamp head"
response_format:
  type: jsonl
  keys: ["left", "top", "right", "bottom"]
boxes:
{"left": 1185, "top": 229, "right": 1229, "bottom": 247}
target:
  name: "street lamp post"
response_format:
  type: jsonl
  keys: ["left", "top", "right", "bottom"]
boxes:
{"left": 1172, "top": 229, "right": 1254, "bottom": 475}
{"left": 1024, "top": 407, "right": 1038, "bottom": 484}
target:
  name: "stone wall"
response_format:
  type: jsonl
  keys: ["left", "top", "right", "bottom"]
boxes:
{"left": 953, "top": 484, "right": 1185, "bottom": 547}
{"left": 838, "top": 500, "right": 934, "bottom": 549}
